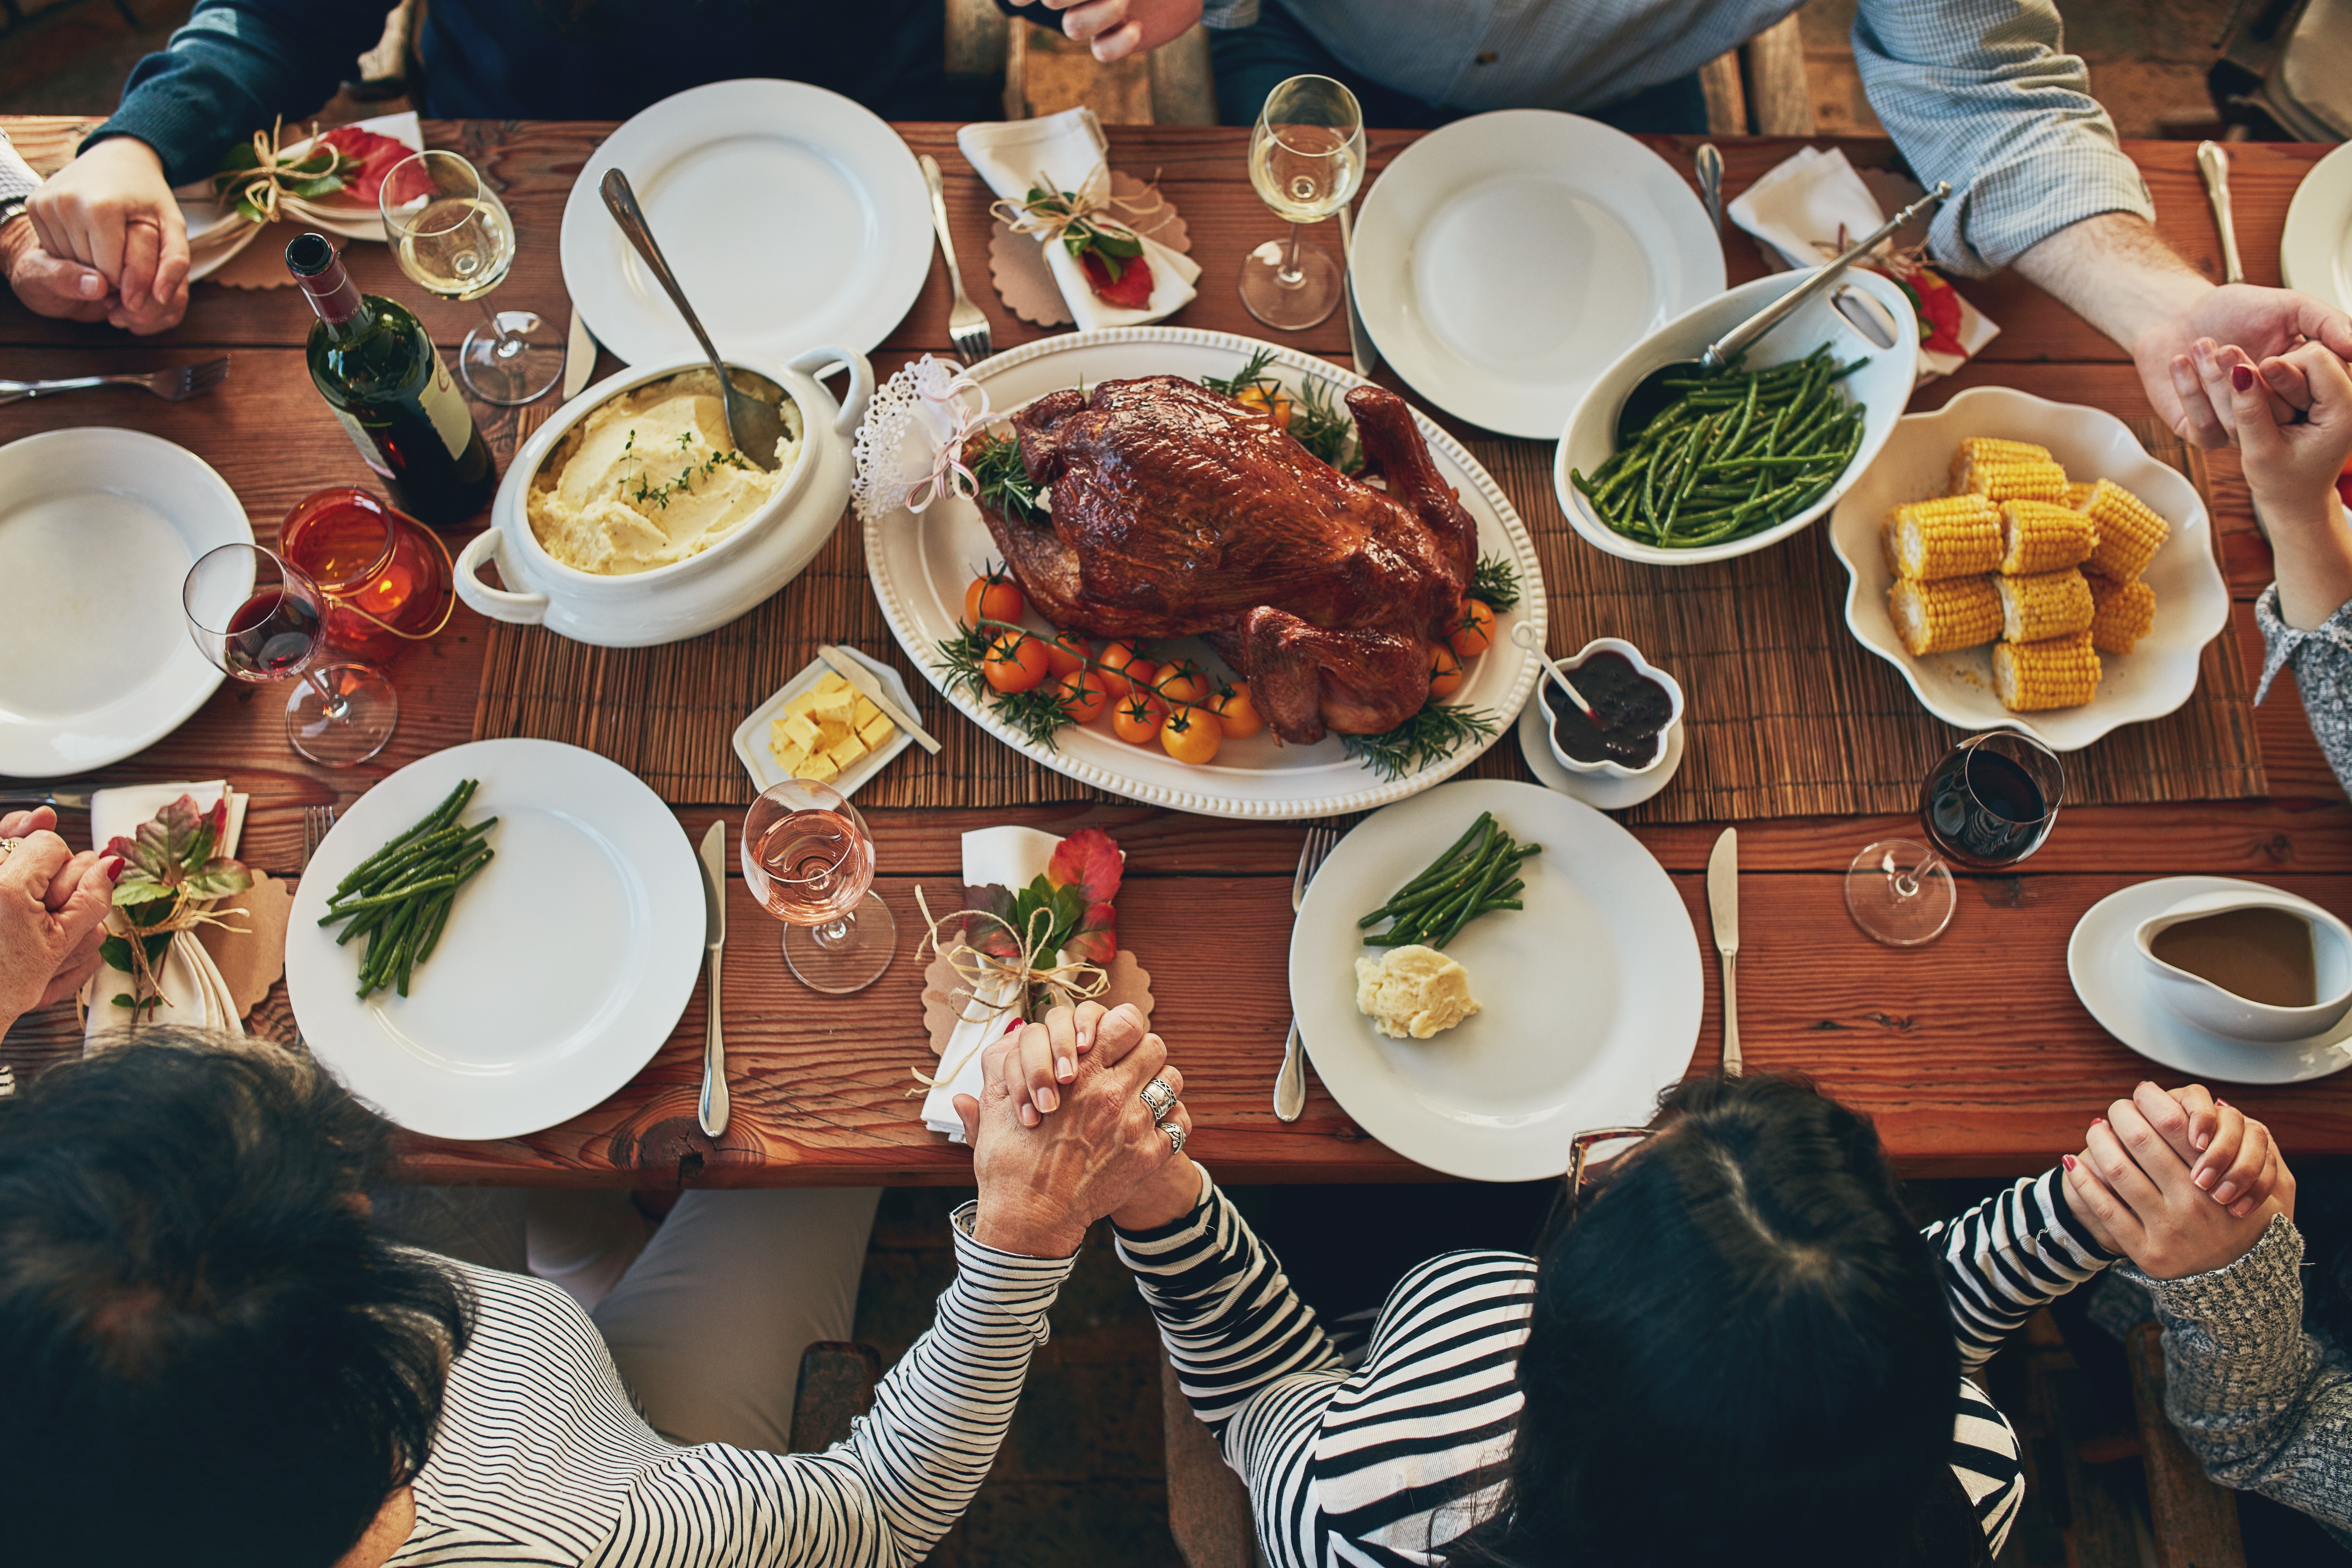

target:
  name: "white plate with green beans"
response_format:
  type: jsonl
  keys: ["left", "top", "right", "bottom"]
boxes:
{"left": 1555, "top": 268, "right": 1919, "bottom": 565}
{"left": 285, "top": 739, "right": 705, "bottom": 1141}
{"left": 1288, "top": 779, "right": 1702, "bottom": 1182}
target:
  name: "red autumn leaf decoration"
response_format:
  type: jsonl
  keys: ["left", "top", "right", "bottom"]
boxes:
{"left": 1050, "top": 828, "right": 1123, "bottom": 962}
{"left": 1082, "top": 248, "right": 1155, "bottom": 310}
{"left": 318, "top": 126, "right": 431, "bottom": 208}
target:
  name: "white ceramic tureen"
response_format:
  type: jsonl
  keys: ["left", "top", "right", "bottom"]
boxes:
{"left": 457, "top": 344, "right": 873, "bottom": 648}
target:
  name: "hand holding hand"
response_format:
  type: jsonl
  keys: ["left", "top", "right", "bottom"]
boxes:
{"left": 997, "top": 999, "right": 1148, "bottom": 1126}
{"left": 957, "top": 1007, "right": 1189, "bottom": 1257}
{"left": 2062, "top": 1084, "right": 2291, "bottom": 1280}
{"left": 2, "top": 216, "right": 112, "bottom": 323}
{"left": 0, "top": 816, "right": 119, "bottom": 1030}
{"left": 2139, "top": 282, "right": 2352, "bottom": 449}
{"left": 1002, "top": 0, "right": 1203, "bottom": 61}
{"left": 2210, "top": 338, "right": 2352, "bottom": 631}
{"left": 26, "top": 136, "right": 190, "bottom": 335}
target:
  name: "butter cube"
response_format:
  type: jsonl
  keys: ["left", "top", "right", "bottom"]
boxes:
{"left": 799, "top": 751, "right": 839, "bottom": 783}
{"left": 852, "top": 696, "right": 881, "bottom": 728}
{"left": 808, "top": 683, "right": 856, "bottom": 725}
{"left": 858, "top": 713, "right": 895, "bottom": 748}
{"left": 776, "top": 710, "right": 822, "bottom": 752}
{"left": 813, "top": 671, "right": 851, "bottom": 696}
{"left": 824, "top": 733, "right": 867, "bottom": 771}
{"left": 769, "top": 743, "right": 808, "bottom": 776}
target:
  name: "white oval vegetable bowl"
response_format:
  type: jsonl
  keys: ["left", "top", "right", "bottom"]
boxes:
{"left": 1555, "top": 267, "right": 1920, "bottom": 566}
{"left": 457, "top": 344, "right": 874, "bottom": 648}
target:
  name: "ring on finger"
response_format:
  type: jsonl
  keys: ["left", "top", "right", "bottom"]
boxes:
{"left": 0, "top": 837, "right": 19, "bottom": 868}
{"left": 1140, "top": 1077, "right": 1177, "bottom": 1121}
{"left": 1162, "top": 1122, "right": 1186, "bottom": 1155}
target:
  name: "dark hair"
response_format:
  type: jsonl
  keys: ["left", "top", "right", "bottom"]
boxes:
{"left": 0, "top": 1031, "right": 471, "bottom": 1568}
{"left": 1443, "top": 1073, "right": 1988, "bottom": 1568}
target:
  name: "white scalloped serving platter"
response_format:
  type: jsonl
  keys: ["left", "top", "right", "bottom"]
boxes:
{"left": 862, "top": 328, "right": 1548, "bottom": 820}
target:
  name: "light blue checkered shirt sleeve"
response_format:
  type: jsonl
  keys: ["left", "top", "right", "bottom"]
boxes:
{"left": 1258, "top": 0, "right": 2149, "bottom": 277}
{"left": 0, "top": 129, "right": 42, "bottom": 208}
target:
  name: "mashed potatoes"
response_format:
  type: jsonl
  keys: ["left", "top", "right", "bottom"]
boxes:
{"left": 528, "top": 368, "right": 801, "bottom": 575}
{"left": 1354, "top": 944, "right": 1480, "bottom": 1040}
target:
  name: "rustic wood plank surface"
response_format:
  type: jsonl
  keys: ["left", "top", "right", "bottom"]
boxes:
{"left": 4, "top": 123, "right": 2348, "bottom": 1182}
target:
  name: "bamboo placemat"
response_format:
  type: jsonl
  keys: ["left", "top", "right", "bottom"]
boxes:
{"left": 472, "top": 417, "right": 2263, "bottom": 820}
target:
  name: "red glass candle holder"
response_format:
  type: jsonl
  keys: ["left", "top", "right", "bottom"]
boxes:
{"left": 278, "top": 488, "right": 455, "bottom": 661}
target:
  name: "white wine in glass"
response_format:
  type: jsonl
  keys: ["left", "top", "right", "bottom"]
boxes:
{"left": 1241, "top": 75, "right": 1366, "bottom": 332}
{"left": 379, "top": 150, "right": 560, "bottom": 406}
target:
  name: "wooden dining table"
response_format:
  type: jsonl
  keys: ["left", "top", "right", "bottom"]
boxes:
{"left": 3, "top": 118, "right": 2347, "bottom": 1186}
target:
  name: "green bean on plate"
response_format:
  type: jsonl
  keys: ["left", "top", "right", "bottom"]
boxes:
{"left": 1567, "top": 344, "right": 1868, "bottom": 549}
{"left": 315, "top": 778, "right": 498, "bottom": 1000}
{"left": 1358, "top": 811, "right": 1541, "bottom": 950}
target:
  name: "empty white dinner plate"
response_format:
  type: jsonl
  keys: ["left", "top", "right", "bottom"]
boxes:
{"left": 286, "top": 739, "right": 706, "bottom": 1141}
{"left": 561, "top": 79, "right": 932, "bottom": 366}
{"left": 1289, "top": 779, "right": 1703, "bottom": 1181}
{"left": 2069, "top": 877, "right": 2352, "bottom": 1086}
{"left": 1350, "top": 111, "right": 1723, "bottom": 439}
{"left": 0, "top": 429, "right": 252, "bottom": 778}
{"left": 2281, "top": 139, "right": 2352, "bottom": 310}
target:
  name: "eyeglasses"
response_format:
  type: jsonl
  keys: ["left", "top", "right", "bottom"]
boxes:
{"left": 1566, "top": 1125, "right": 1657, "bottom": 1211}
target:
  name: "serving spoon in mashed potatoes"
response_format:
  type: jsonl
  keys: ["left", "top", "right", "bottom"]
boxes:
{"left": 600, "top": 168, "right": 789, "bottom": 470}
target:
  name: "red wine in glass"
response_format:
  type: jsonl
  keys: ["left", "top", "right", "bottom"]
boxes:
{"left": 1847, "top": 731, "right": 2066, "bottom": 945}
{"left": 221, "top": 589, "right": 324, "bottom": 680}
{"left": 1920, "top": 745, "right": 2054, "bottom": 869}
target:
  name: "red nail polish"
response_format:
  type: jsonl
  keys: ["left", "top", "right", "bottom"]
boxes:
{"left": 101, "top": 856, "right": 124, "bottom": 880}
{"left": 2232, "top": 365, "right": 2256, "bottom": 392}
{"left": 2063, "top": 1154, "right": 2078, "bottom": 1171}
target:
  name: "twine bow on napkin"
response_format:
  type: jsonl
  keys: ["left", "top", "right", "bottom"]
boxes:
{"left": 990, "top": 165, "right": 1168, "bottom": 259}
{"left": 909, "top": 885, "right": 1111, "bottom": 1094}
{"left": 212, "top": 118, "right": 349, "bottom": 227}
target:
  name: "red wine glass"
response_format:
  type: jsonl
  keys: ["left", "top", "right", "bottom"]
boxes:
{"left": 182, "top": 544, "right": 399, "bottom": 767}
{"left": 740, "top": 779, "right": 897, "bottom": 994}
{"left": 1845, "top": 731, "right": 2066, "bottom": 946}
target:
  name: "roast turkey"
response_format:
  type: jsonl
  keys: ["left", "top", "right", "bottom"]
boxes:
{"left": 965, "top": 374, "right": 1478, "bottom": 745}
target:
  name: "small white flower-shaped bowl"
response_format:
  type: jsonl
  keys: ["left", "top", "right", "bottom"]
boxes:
{"left": 1533, "top": 635, "right": 1686, "bottom": 780}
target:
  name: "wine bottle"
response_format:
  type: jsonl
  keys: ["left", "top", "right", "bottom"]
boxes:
{"left": 287, "top": 232, "right": 497, "bottom": 528}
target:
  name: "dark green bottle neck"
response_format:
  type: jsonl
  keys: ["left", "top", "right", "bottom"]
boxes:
{"left": 296, "top": 258, "right": 378, "bottom": 344}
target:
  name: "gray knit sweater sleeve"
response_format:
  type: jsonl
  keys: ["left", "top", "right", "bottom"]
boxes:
{"left": 2257, "top": 583, "right": 2352, "bottom": 796}
{"left": 2132, "top": 1217, "right": 2352, "bottom": 1547}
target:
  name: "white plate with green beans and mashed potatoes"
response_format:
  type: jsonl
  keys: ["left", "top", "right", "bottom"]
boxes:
{"left": 1556, "top": 268, "right": 1919, "bottom": 566}
{"left": 1288, "top": 779, "right": 1702, "bottom": 1182}
{"left": 286, "top": 739, "right": 704, "bottom": 1141}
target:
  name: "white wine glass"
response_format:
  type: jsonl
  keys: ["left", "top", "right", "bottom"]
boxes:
{"left": 1242, "top": 74, "right": 1366, "bottom": 332}
{"left": 378, "top": 149, "right": 561, "bottom": 406}
{"left": 182, "top": 544, "right": 399, "bottom": 767}
{"left": 740, "top": 780, "right": 898, "bottom": 995}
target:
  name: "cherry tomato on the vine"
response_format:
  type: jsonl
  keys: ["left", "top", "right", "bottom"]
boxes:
{"left": 1095, "top": 641, "right": 1148, "bottom": 699}
{"left": 965, "top": 565, "right": 1025, "bottom": 629}
{"left": 1111, "top": 689, "right": 1167, "bottom": 745}
{"left": 1427, "top": 643, "right": 1466, "bottom": 699}
{"left": 985, "top": 633, "right": 1052, "bottom": 693}
{"left": 1210, "top": 680, "right": 1265, "bottom": 739}
{"left": 1159, "top": 704, "right": 1223, "bottom": 764}
{"left": 1448, "top": 599, "right": 1495, "bottom": 661}
{"left": 1044, "top": 629, "right": 1093, "bottom": 678}
{"left": 1056, "top": 668, "right": 1112, "bottom": 725}
{"left": 1156, "top": 658, "right": 1211, "bottom": 707}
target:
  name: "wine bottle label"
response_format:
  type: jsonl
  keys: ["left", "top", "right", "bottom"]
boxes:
{"left": 331, "top": 407, "right": 396, "bottom": 480}
{"left": 420, "top": 350, "right": 476, "bottom": 461}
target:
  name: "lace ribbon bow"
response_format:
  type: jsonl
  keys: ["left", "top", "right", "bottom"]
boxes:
{"left": 850, "top": 355, "right": 996, "bottom": 521}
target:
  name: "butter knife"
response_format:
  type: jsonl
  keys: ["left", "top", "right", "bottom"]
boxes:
{"left": 562, "top": 307, "right": 597, "bottom": 402}
{"left": 2197, "top": 140, "right": 2244, "bottom": 285}
{"left": 696, "top": 819, "right": 730, "bottom": 1138}
{"left": 1707, "top": 827, "right": 1740, "bottom": 1077}
{"left": 1338, "top": 202, "right": 1378, "bottom": 379}
{"left": 817, "top": 645, "right": 942, "bottom": 755}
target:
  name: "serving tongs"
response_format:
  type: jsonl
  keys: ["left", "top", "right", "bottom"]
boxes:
{"left": 1611, "top": 182, "right": 1949, "bottom": 444}
{"left": 598, "top": 168, "right": 789, "bottom": 470}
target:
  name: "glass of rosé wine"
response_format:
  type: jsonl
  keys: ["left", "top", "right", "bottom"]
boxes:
{"left": 740, "top": 779, "right": 898, "bottom": 994}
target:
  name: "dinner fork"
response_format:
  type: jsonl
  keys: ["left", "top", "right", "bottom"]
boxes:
{"left": 920, "top": 154, "right": 993, "bottom": 365}
{"left": 1275, "top": 824, "right": 1341, "bottom": 1122}
{"left": 0, "top": 356, "right": 231, "bottom": 406}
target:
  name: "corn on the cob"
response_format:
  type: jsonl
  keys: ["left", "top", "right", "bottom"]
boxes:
{"left": 1994, "top": 631, "right": 2102, "bottom": 711}
{"left": 1886, "top": 496, "right": 2002, "bottom": 579}
{"left": 2086, "top": 571, "right": 2157, "bottom": 655}
{"left": 1949, "top": 438, "right": 2055, "bottom": 491}
{"left": 1997, "top": 568, "right": 2095, "bottom": 642}
{"left": 1889, "top": 576, "right": 2002, "bottom": 655}
{"left": 2066, "top": 480, "right": 2097, "bottom": 509}
{"left": 2081, "top": 479, "right": 2169, "bottom": 580}
{"left": 1956, "top": 454, "right": 2071, "bottom": 504}
{"left": 1999, "top": 500, "right": 2098, "bottom": 575}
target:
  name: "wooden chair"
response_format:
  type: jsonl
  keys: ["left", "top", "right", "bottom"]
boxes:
{"left": 2126, "top": 1322, "right": 2247, "bottom": 1568}
{"left": 1160, "top": 1345, "right": 1264, "bottom": 1568}
{"left": 787, "top": 1340, "right": 885, "bottom": 1453}
{"left": 1698, "top": 11, "right": 1814, "bottom": 136}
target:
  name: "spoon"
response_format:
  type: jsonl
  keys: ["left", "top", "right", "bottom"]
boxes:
{"left": 1509, "top": 624, "right": 1599, "bottom": 720}
{"left": 598, "top": 168, "right": 787, "bottom": 471}
{"left": 1694, "top": 143, "right": 1724, "bottom": 235}
{"left": 1613, "top": 181, "right": 1950, "bottom": 446}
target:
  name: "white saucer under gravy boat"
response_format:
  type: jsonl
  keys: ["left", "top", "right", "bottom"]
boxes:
{"left": 2135, "top": 888, "right": 2352, "bottom": 1044}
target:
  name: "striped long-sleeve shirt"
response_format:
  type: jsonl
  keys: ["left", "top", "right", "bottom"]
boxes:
{"left": 391, "top": 1203, "right": 1070, "bottom": 1567}
{"left": 1117, "top": 1168, "right": 2115, "bottom": 1566}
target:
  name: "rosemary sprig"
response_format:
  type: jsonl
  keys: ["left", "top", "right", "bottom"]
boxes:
{"left": 1470, "top": 554, "right": 1521, "bottom": 610}
{"left": 1341, "top": 701, "right": 1499, "bottom": 782}
{"left": 1200, "top": 347, "right": 1281, "bottom": 399}
{"left": 970, "top": 433, "right": 1046, "bottom": 526}
{"left": 930, "top": 622, "right": 1073, "bottom": 750}
{"left": 1199, "top": 351, "right": 1360, "bottom": 473}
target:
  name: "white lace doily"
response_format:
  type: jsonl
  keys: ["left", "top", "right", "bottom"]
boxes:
{"left": 852, "top": 355, "right": 993, "bottom": 522}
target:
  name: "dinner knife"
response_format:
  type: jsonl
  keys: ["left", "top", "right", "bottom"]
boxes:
{"left": 816, "top": 645, "right": 943, "bottom": 755}
{"left": 562, "top": 307, "right": 598, "bottom": 402}
{"left": 2197, "top": 140, "right": 2244, "bottom": 285}
{"left": 696, "top": 819, "right": 731, "bottom": 1139}
{"left": 1338, "top": 202, "right": 1378, "bottom": 379}
{"left": 0, "top": 782, "right": 98, "bottom": 813}
{"left": 1707, "top": 826, "right": 1740, "bottom": 1077}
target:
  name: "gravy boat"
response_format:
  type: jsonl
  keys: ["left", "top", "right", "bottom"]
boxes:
{"left": 2134, "top": 887, "right": 2352, "bottom": 1044}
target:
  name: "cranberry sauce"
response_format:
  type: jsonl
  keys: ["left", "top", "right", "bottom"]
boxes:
{"left": 1544, "top": 651, "right": 1672, "bottom": 768}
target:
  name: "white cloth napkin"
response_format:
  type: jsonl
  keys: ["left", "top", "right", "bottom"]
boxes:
{"left": 957, "top": 108, "right": 1200, "bottom": 331}
{"left": 1727, "top": 145, "right": 1999, "bottom": 384}
{"left": 82, "top": 781, "right": 249, "bottom": 1045}
{"left": 920, "top": 825, "right": 1074, "bottom": 1141}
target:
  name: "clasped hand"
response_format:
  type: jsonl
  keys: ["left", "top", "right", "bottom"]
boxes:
{"left": 0, "top": 809, "right": 119, "bottom": 1032}
{"left": 2063, "top": 1080, "right": 2293, "bottom": 1280}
